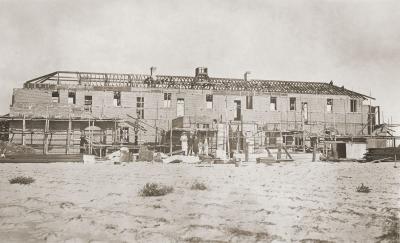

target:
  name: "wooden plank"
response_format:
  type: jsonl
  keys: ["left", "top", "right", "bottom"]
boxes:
{"left": 0, "top": 154, "right": 83, "bottom": 163}
{"left": 283, "top": 147, "right": 293, "bottom": 160}
{"left": 44, "top": 118, "right": 49, "bottom": 155}
{"left": 265, "top": 147, "right": 273, "bottom": 157}
{"left": 66, "top": 117, "right": 71, "bottom": 154}
{"left": 22, "top": 115, "right": 26, "bottom": 146}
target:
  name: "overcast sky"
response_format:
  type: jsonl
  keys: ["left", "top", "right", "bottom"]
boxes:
{"left": 0, "top": 0, "right": 399, "bottom": 122}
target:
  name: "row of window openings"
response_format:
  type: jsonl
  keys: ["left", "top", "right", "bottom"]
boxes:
{"left": 171, "top": 95, "right": 357, "bottom": 113}
{"left": 52, "top": 91, "right": 358, "bottom": 113}
{"left": 52, "top": 91, "right": 123, "bottom": 107}
{"left": 235, "top": 96, "right": 357, "bottom": 113}
{"left": 288, "top": 98, "right": 357, "bottom": 112}
{"left": 52, "top": 92, "right": 143, "bottom": 116}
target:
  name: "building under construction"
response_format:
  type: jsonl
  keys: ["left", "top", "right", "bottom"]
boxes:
{"left": 3, "top": 67, "right": 380, "bottom": 158}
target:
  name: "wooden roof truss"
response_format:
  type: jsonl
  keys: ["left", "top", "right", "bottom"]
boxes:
{"left": 24, "top": 71, "right": 372, "bottom": 99}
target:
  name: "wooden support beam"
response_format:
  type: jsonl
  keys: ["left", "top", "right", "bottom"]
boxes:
{"left": 169, "top": 120, "right": 173, "bottom": 156}
{"left": 44, "top": 118, "right": 49, "bottom": 155}
{"left": 283, "top": 147, "right": 293, "bottom": 160}
{"left": 265, "top": 147, "right": 272, "bottom": 157}
{"left": 277, "top": 144, "right": 282, "bottom": 160}
{"left": 22, "top": 115, "right": 26, "bottom": 146}
{"left": 312, "top": 144, "right": 316, "bottom": 162}
{"left": 66, "top": 117, "right": 72, "bottom": 155}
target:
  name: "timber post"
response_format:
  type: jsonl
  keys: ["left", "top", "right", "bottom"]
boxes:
{"left": 22, "top": 115, "right": 26, "bottom": 146}
{"left": 244, "top": 141, "right": 249, "bottom": 162}
{"left": 312, "top": 143, "right": 316, "bottom": 162}
{"left": 66, "top": 116, "right": 72, "bottom": 154}
{"left": 169, "top": 119, "right": 173, "bottom": 156}
{"left": 277, "top": 144, "right": 282, "bottom": 160}
{"left": 44, "top": 117, "right": 49, "bottom": 155}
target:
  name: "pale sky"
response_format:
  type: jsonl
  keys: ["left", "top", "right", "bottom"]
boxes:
{"left": 0, "top": 0, "right": 399, "bottom": 122}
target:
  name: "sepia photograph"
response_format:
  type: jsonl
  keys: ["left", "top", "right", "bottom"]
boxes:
{"left": 0, "top": 0, "right": 399, "bottom": 242}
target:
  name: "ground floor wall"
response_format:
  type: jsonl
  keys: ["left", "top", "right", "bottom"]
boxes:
{"left": 8, "top": 119, "right": 154, "bottom": 155}
{"left": 5, "top": 115, "right": 372, "bottom": 156}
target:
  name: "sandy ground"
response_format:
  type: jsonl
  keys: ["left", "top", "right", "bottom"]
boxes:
{"left": 0, "top": 159, "right": 399, "bottom": 243}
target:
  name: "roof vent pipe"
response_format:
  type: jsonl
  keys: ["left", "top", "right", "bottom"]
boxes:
{"left": 244, "top": 71, "right": 251, "bottom": 81}
{"left": 150, "top": 66, "right": 157, "bottom": 79}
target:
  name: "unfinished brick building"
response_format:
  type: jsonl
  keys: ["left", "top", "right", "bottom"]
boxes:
{"left": 6, "top": 67, "right": 379, "bottom": 156}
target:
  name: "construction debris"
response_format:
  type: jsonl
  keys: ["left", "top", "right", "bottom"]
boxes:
{"left": 0, "top": 141, "right": 35, "bottom": 156}
{"left": 0, "top": 154, "right": 83, "bottom": 163}
{"left": 119, "top": 147, "right": 130, "bottom": 162}
{"left": 256, "top": 156, "right": 276, "bottom": 164}
{"left": 138, "top": 146, "right": 153, "bottom": 162}
{"left": 106, "top": 147, "right": 132, "bottom": 163}
{"left": 163, "top": 155, "right": 200, "bottom": 164}
{"left": 364, "top": 147, "right": 400, "bottom": 162}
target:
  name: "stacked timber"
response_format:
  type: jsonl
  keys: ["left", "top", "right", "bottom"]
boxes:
{"left": 0, "top": 141, "right": 36, "bottom": 155}
{"left": 0, "top": 154, "right": 83, "bottom": 163}
{"left": 364, "top": 147, "right": 400, "bottom": 162}
{"left": 256, "top": 156, "right": 276, "bottom": 164}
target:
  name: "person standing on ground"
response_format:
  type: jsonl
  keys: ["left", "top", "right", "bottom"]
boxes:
{"left": 198, "top": 137, "right": 204, "bottom": 155}
{"left": 80, "top": 135, "right": 88, "bottom": 154}
{"left": 193, "top": 135, "right": 199, "bottom": 156}
{"left": 180, "top": 132, "right": 188, "bottom": 155}
{"left": 204, "top": 137, "right": 209, "bottom": 155}
{"left": 188, "top": 132, "right": 193, "bottom": 155}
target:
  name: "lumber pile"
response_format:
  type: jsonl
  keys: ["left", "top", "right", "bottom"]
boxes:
{"left": 0, "top": 154, "right": 83, "bottom": 163}
{"left": 256, "top": 156, "right": 277, "bottom": 164}
{"left": 364, "top": 148, "right": 400, "bottom": 162}
{"left": 0, "top": 141, "right": 36, "bottom": 155}
{"left": 138, "top": 146, "right": 153, "bottom": 162}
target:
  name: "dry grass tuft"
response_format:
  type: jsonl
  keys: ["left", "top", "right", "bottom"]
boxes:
{"left": 356, "top": 183, "right": 371, "bottom": 193}
{"left": 376, "top": 215, "right": 400, "bottom": 242}
{"left": 9, "top": 176, "right": 35, "bottom": 185}
{"left": 190, "top": 181, "right": 207, "bottom": 191}
{"left": 139, "top": 183, "right": 173, "bottom": 197}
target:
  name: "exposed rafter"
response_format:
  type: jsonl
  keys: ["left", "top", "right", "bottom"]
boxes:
{"left": 23, "top": 71, "right": 373, "bottom": 99}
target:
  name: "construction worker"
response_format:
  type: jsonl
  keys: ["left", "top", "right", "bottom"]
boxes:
{"left": 80, "top": 135, "right": 88, "bottom": 154}
{"left": 180, "top": 132, "right": 188, "bottom": 155}
{"left": 198, "top": 137, "right": 204, "bottom": 155}
{"left": 204, "top": 137, "right": 209, "bottom": 155}
{"left": 193, "top": 135, "right": 199, "bottom": 156}
{"left": 188, "top": 133, "right": 193, "bottom": 155}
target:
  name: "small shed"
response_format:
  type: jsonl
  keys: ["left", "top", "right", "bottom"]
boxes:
{"left": 323, "top": 141, "right": 367, "bottom": 160}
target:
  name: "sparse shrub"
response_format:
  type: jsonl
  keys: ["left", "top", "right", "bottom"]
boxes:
{"left": 139, "top": 183, "right": 173, "bottom": 197}
{"left": 191, "top": 181, "right": 207, "bottom": 190}
{"left": 9, "top": 176, "right": 35, "bottom": 185}
{"left": 356, "top": 183, "right": 371, "bottom": 193}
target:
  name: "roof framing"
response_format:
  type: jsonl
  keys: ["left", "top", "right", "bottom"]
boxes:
{"left": 24, "top": 71, "right": 373, "bottom": 99}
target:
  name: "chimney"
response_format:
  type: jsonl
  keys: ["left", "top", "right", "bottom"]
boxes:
{"left": 195, "top": 67, "right": 208, "bottom": 77}
{"left": 150, "top": 66, "right": 157, "bottom": 79}
{"left": 244, "top": 71, "right": 251, "bottom": 81}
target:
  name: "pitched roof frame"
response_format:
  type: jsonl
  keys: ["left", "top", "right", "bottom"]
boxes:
{"left": 24, "top": 71, "right": 372, "bottom": 99}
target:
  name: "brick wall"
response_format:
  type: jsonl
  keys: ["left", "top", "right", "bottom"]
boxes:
{"left": 10, "top": 87, "right": 370, "bottom": 141}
